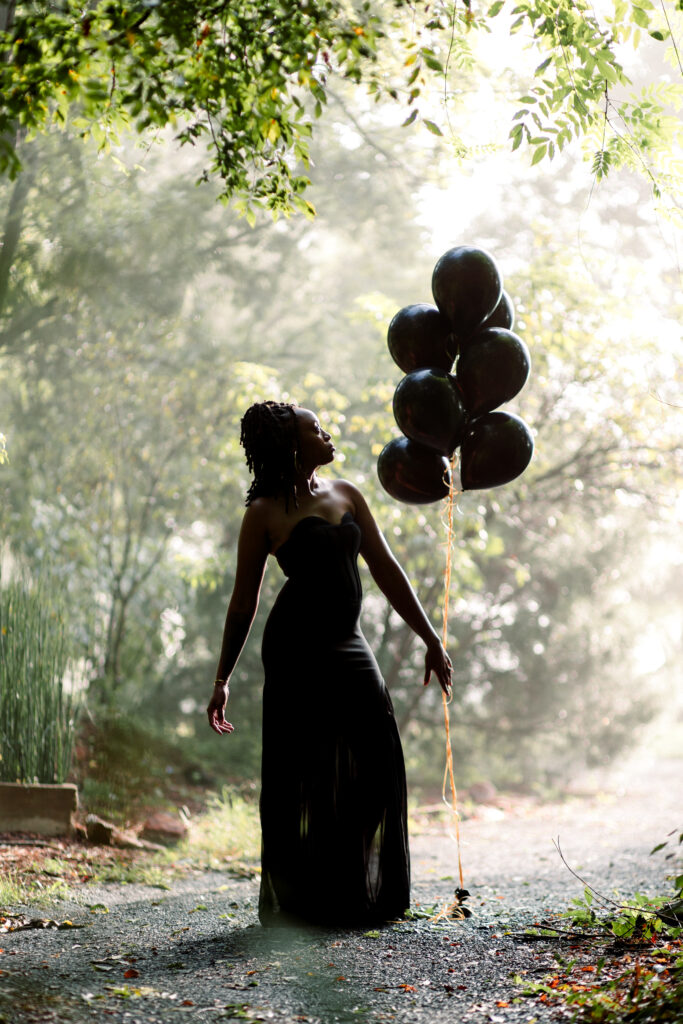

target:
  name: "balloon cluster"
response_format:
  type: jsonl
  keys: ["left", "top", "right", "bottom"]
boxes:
{"left": 377, "top": 246, "right": 534, "bottom": 504}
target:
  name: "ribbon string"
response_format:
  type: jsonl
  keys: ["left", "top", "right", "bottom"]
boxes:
{"left": 440, "top": 456, "right": 464, "bottom": 891}
{"left": 428, "top": 455, "right": 465, "bottom": 925}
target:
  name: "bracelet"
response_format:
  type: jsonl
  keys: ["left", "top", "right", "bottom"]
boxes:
{"left": 213, "top": 678, "right": 227, "bottom": 686}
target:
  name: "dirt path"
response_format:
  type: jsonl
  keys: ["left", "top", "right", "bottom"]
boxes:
{"left": 1, "top": 754, "right": 681, "bottom": 1024}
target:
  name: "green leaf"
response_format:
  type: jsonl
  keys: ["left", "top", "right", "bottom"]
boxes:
{"left": 487, "top": 0, "right": 505, "bottom": 15}
{"left": 423, "top": 55, "right": 444, "bottom": 72}
{"left": 423, "top": 119, "right": 443, "bottom": 136}
{"left": 401, "top": 109, "right": 418, "bottom": 127}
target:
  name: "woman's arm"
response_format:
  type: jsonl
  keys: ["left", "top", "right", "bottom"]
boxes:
{"left": 340, "top": 481, "right": 452, "bottom": 695}
{"left": 207, "top": 503, "right": 270, "bottom": 735}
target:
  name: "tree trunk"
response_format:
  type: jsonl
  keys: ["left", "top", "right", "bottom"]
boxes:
{"left": 0, "top": 3, "right": 16, "bottom": 35}
{"left": 0, "top": 1, "right": 24, "bottom": 325}
{"left": 0, "top": 165, "right": 31, "bottom": 321}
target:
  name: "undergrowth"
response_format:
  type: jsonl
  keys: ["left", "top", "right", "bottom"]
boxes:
{"left": 518, "top": 830, "right": 683, "bottom": 1022}
{"left": 73, "top": 714, "right": 220, "bottom": 824}
{"left": 0, "top": 786, "right": 260, "bottom": 912}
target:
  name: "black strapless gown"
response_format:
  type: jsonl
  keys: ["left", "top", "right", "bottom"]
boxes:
{"left": 258, "top": 512, "right": 410, "bottom": 927}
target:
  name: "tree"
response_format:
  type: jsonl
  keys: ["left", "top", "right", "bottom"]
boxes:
{"left": 1, "top": 95, "right": 679, "bottom": 785}
{"left": 1, "top": 0, "right": 680, "bottom": 217}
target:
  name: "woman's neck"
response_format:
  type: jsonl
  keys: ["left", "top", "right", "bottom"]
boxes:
{"left": 294, "top": 469, "right": 320, "bottom": 498}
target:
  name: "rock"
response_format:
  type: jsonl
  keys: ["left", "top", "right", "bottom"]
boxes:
{"left": 72, "top": 821, "right": 87, "bottom": 842}
{"left": 140, "top": 811, "right": 188, "bottom": 846}
{"left": 84, "top": 813, "right": 165, "bottom": 850}
{"left": 85, "top": 814, "right": 115, "bottom": 845}
{"left": 467, "top": 780, "right": 499, "bottom": 805}
{"left": 110, "top": 827, "right": 148, "bottom": 851}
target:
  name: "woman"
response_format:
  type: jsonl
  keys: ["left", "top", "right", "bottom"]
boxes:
{"left": 207, "top": 401, "right": 452, "bottom": 927}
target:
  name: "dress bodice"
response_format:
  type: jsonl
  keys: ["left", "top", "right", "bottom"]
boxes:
{"left": 275, "top": 512, "right": 358, "bottom": 574}
{"left": 267, "top": 512, "right": 363, "bottom": 642}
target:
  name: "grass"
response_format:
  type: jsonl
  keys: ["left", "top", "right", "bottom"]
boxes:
{"left": 0, "top": 870, "right": 71, "bottom": 908}
{"left": 0, "top": 573, "right": 78, "bottom": 783}
{"left": 88, "top": 859, "right": 175, "bottom": 888}
{"left": 185, "top": 787, "right": 261, "bottom": 868}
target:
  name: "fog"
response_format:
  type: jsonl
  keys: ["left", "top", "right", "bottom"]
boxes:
{"left": 1, "top": 74, "right": 681, "bottom": 797}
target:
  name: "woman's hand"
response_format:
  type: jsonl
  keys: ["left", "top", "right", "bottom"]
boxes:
{"left": 207, "top": 683, "right": 234, "bottom": 735}
{"left": 423, "top": 638, "right": 452, "bottom": 696}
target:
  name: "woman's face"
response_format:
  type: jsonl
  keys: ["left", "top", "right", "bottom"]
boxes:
{"left": 294, "top": 408, "right": 335, "bottom": 470}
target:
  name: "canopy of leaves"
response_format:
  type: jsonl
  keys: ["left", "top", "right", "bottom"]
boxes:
{"left": 1, "top": 0, "right": 681, "bottom": 215}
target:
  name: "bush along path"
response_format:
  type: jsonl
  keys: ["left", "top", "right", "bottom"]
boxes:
{"left": 0, "top": 757, "right": 681, "bottom": 1024}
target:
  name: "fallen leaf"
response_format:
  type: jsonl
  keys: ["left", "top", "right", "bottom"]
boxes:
{"left": 123, "top": 968, "right": 140, "bottom": 979}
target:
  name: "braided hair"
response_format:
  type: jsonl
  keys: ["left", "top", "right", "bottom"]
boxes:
{"left": 240, "top": 401, "right": 299, "bottom": 508}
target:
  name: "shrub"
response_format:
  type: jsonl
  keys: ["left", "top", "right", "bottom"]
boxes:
{"left": 0, "top": 575, "right": 78, "bottom": 783}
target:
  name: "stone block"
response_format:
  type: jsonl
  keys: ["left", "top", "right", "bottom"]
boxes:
{"left": 0, "top": 782, "right": 78, "bottom": 836}
{"left": 140, "top": 811, "right": 188, "bottom": 846}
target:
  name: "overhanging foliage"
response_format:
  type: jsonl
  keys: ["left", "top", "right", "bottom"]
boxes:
{"left": 0, "top": 0, "right": 681, "bottom": 215}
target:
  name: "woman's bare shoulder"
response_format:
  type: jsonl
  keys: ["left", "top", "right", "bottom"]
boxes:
{"left": 330, "top": 478, "right": 371, "bottom": 514}
{"left": 240, "top": 496, "right": 277, "bottom": 535}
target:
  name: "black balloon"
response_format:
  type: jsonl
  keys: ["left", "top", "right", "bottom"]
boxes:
{"left": 460, "top": 411, "right": 534, "bottom": 491}
{"left": 387, "top": 303, "right": 457, "bottom": 374}
{"left": 432, "top": 246, "right": 502, "bottom": 340}
{"left": 393, "top": 368, "right": 469, "bottom": 455}
{"left": 377, "top": 436, "right": 451, "bottom": 505}
{"left": 456, "top": 328, "right": 531, "bottom": 417}
{"left": 479, "top": 289, "right": 515, "bottom": 333}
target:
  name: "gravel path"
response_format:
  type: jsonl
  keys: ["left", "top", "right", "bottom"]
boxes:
{"left": 2, "top": 754, "right": 681, "bottom": 1024}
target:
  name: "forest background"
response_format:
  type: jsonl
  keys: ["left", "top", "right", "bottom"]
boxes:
{"left": 0, "top": 0, "right": 681, "bottom": 815}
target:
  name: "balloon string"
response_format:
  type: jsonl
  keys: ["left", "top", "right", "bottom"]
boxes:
{"left": 429, "top": 456, "right": 464, "bottom": 924}
{"left": 441, "top": 460, "right": 464, "bottom": 890}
